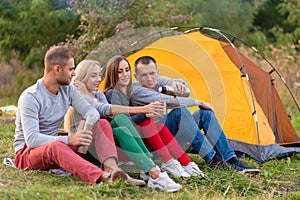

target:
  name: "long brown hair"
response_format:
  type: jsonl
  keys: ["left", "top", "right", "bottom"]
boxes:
{"left": 103, "top": 55, "right": 132, "bottom": 96}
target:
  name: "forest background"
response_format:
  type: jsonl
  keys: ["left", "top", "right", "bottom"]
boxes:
{"left": 0, "top": 0, "right": 300, "bottom": 120}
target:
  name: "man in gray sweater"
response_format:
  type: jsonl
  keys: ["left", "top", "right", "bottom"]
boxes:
{"left": 130, "top": 56, "right": 259, "bottom": 173}
{"left": 13, "top": 46, "right": 126, "bottom": 184}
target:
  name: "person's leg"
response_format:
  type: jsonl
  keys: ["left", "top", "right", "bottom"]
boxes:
{"left": 163, "top": 107, "right": 216, "bottom": 163}
{"left": 112, "top": 126, "right": 155, "bottom": 173}
{"left": 92, "top": 118, "right": 147, "bottom": 185}
{"left": 14, "top": 141, "right": 103, "bottom": 184}
{"left": 193, "top": 109, "right": 259, "bottom": 172}
{"left": 110, "top": 114, "right": 152, "bottom": 157}
{"left": 91, "top": 119, "right": 119, "bottom": 169}
{"left": 192, "top": 109, "right": 236, "bottom": 161}
{"left": 155, "top": 122, "right": 191, "bottom": 166}
{"left": 137, "top": 119, "right": 191, "bottom": 177}
{"left": 138, "top": 118, "right": 174, "bottom": 163}
{"left": 110, "top": 118, "right": 182, "bottom": 191}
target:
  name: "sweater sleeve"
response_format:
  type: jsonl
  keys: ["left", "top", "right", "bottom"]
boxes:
{"left": 71, "top": 89, "right": 100, "bottom": 123}
{"left": 131, "top": 83, "right": 196, "bottom": 108}
{"left": 105, "top": 89, "right": 147, "bottom": 124}
{"left": 84, "top": 96, "right": 111, "bottom": 118}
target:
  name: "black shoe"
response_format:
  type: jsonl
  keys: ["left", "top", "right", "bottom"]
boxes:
{"left": 227, "top": 157, "right": 260, "bottom": 174}
{"left": 208, "top": 154, "right": 222, "bottom": 166}
{"left": 209, "top": 160, "right": 244, "bottom": 172}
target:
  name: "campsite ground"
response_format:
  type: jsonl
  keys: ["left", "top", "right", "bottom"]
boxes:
{"left": 0, "top": 113, "right": 299, "bottom": 200}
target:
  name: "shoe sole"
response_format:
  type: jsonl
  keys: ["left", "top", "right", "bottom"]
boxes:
{"left": 238, "top": 168, "right": 260, "bottom": 174}
{"left": 148, "top": 184, "right": 182, "bottom": 192}
{"left": 166, "top": 186, "right": 182, "bottom": 192}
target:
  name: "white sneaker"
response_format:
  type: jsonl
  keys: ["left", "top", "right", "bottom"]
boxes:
{"left": 147, "top": 172, "right": 182, "bottom": 192}
{"left": 139, "top": 170, "right": 149, "bottom": 181}
{"left": 183, "top": 162, "right": 205, "bottom": 177}
{"left": 161, "top": 159, "right": 191, "bottom": 177}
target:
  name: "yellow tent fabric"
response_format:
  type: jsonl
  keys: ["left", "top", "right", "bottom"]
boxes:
{"left": 127, "top": 32, "right": 275, "bottom": 146}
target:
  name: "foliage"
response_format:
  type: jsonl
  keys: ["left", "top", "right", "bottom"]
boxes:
{"left": 0, "top": 0, "right": 79, "bottom": 68}
{"left": 253, "top": 0, "right": 300, "bottom": 48}
{"left": 66, "top": 0, "right": 192, "bottom": 63}
{"left": 0, "top": 54, "right": 43, "bottom": 101}
{"left": 194, "top": 0, "right": 255, "bottom": 37}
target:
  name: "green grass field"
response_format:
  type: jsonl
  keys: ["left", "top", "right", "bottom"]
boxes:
{"left": 0, "top": 115, "right": 299, "bottom": 200}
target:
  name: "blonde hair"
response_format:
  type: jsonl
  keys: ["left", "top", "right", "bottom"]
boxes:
{"left": 64, "top": 60, "right": 101, "bottom": 133}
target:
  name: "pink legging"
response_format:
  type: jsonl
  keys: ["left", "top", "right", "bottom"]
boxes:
{"left": 136, "top": 118, "right": 191, "bottom": 166}
{"left": 14, "top": 119, "right": 118, "bottom": 184}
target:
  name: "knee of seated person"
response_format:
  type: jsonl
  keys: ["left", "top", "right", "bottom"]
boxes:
{"left": 113, "top": 113, "right": 127, "bottom": 120}
{"left": 94, "top": 118, "right": 110, "bottom": 129}
{"left": 193, "top": 109, "right": 213, "bottom": 118}
{"left": 47, "top": 140, "right": 66, "bottom": 150}
{"left": 117, "top": 126, "right": 131, "bottom": 135}
{"left": 169, "top": 107, "right": 188, "bottom": 117}
{"left": 201, "top": 109, "right": 214, "bottom": 117}
{"left": 181, "top": 107, "right": 193, "bottom": 116}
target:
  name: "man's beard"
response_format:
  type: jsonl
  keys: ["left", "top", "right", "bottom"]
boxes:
{"left": 57, "top": 78, "right": 70, "bottom": 86}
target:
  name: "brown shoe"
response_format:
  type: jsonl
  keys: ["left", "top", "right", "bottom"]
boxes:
{"left": 107, "top": 169, "right": 127, "bottom": 183}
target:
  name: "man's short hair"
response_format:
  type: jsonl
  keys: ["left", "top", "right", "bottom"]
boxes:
{"left": 44, "top": 46, "right": 74, "bottom": 71}
{"left": 134, "top": 56, "right": 157, "bottom": 73}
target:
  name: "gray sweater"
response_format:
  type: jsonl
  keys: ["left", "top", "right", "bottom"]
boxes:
{"left": 14, "top": 79, "right": 99, "bottom": 153}
{"left": 69, "top": 92, "right": 111, "bottom": 134}
{"left": 130, "top": 76, "right": 196, "bottom": 108}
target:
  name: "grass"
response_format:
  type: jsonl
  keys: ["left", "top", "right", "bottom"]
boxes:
{"left": 0, "top": 114, "right": 300, "bottom": 200}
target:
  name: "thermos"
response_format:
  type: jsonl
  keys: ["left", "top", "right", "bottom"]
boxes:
{"left": 158, "top": 86, "right": 190, "bottom": 97}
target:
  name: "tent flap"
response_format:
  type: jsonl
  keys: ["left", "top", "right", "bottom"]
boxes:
{"left": 229, "top": 140, "right": 300, "bottom": 164}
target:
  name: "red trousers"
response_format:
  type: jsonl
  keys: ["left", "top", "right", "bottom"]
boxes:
{"left": 14, "top": 119, "right": 118, "bottom": 184}
{"left": 136, "top": 118, "right": 191, "bottom": 166}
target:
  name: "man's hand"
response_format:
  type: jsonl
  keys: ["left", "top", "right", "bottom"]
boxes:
{"left": 195, "top": 100, "right": 214, "bottom": 111}
{"left": 172, "top": 81, "right": 187, "bottom": 95}
{"left": 68, "top": 130, "right": 93, "bottom": 147}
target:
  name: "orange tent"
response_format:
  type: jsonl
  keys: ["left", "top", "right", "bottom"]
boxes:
{"left": 124, "top": 29, "right": 300, "bottom": 163}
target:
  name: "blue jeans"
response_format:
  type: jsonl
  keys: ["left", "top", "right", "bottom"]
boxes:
{"left": 161, "top": 107, "right": 236, "bottom": 163}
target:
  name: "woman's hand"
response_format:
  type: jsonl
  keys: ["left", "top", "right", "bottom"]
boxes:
{"left": 73, "top": 80, "right": 90, "bottom": 95}
{"left": 145, "top": 101, "right": 166, "bottom": 119}
{"left": 144, "top": 101, "right": 164, "bottom": 114}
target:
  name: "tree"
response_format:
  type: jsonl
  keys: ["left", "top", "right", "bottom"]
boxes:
{"left": 0, "top": 0, "right": 79, "bottom": 68}
{"left": 253, "top": 0, "right": 300, "bottom": 47}
{"left": 66, "top": 0, "right": 193, "bottom": 62}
